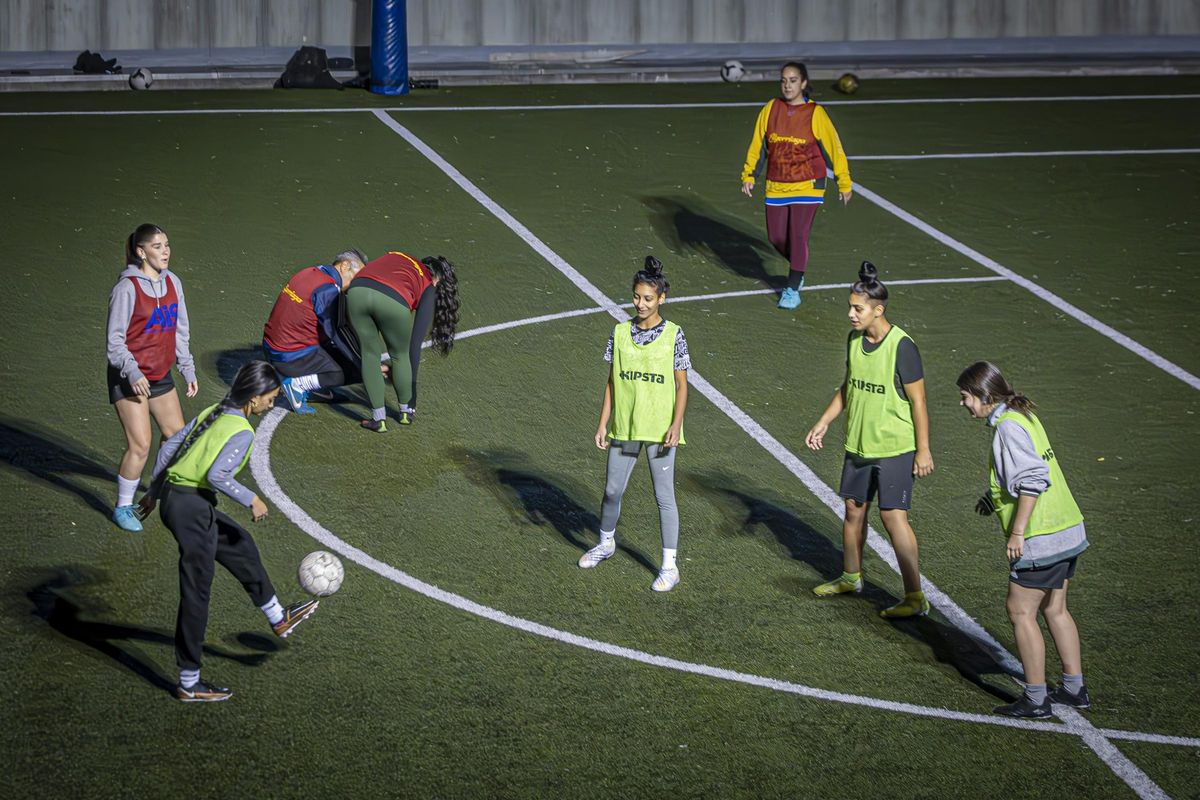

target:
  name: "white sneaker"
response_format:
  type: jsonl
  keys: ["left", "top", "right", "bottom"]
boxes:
{"left": 652, "top": 567, "right": 680, "bottom": 592}
{"left": 578, "top": 541, "right": 615, "bottom": 568}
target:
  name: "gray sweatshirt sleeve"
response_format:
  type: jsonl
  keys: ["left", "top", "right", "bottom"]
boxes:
{"left": 206, "top": 430, "right": 256, "bottom": 506}
{"left": 170, "top": 273, "right": 197, "bottom": 384}
{"left": 992, "top": 419, "right": 1050, "bottom": 498}
{"left": 151, "top": 418, "right": 197, "bottom": 479}
{"left": 106, "top": 279, "right": 144, "bottom": 383}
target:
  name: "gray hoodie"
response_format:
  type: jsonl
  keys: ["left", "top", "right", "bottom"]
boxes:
{"left": 106, "top": 264, "right": 196, "bottom": 384}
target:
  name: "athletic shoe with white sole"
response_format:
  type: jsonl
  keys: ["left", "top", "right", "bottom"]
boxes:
{"left": 879, "top": 592, "right": 930, "bottom": 619}
{"left": 812, "top": 574, "right": 862, "bottom": 597}
{"left": 1050, "top": 684, "right": 1091, "bottom": 709}
{"left": 112, "top": 505, "right": 143, "bottom": 532}
{"left": 272, "top": 599, "right": 319, "bottom": 638}
{"left": 777, "top": 287, "right": 802, "bottom": 309}
{"left": 578, "top": 541, "right": 615, "bottom": 568}
{"left": 994, "top": 694, "right": 1052, "bottom": 718}
{"left": 176, "top": 680, "right": 233, "bottom": 703}
{"left": 280, "top": 377, "right": 315, "bottom": 415}
{"left": 651, "top": 567, "right": 680, "bottom": 592}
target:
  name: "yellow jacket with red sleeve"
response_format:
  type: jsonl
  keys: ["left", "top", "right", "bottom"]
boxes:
{"left": 740, "top": 97, "right": 852, "bottom": 204}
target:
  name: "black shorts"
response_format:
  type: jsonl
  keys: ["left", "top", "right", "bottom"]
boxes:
{"left": 265, "top": 344, "right": 357, "bottom": 387}
{"left": 1011, "top": 557, "right": 1077, "bottom": 590}
{"left": 838, "top": 451, "right": 915, "bottom": 510}
{"left": 108, "top": 365, "right": 175, "bottom": 404}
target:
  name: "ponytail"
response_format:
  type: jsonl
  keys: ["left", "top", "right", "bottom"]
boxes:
{"left": 956, "top": 361, "right": 1036, "bottom": 418}
{"left": 126, "top": 223, "right": 165, "bottom": 267}
{"left": 422, "top": 256, "right": 460, "bottom": 356}
{"left": 633, "top": 255, "right": 669, "bottom": 296}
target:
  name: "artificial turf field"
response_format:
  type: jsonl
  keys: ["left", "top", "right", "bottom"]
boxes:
{"left": 1, "top": 75, "right": 1198, "bottom": 799}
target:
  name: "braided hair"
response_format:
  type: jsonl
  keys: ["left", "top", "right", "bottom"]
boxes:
{"left": 633, "top": 255, "right": 669, "bottom": 296}
{"left": 956, "top": 361, "right": 1037, "bottom": 418}
{"left": 421, "top": 256, "right": 460, "bottom": 355}
{"left": 851, "top": 260, "right": 888, "bottom": 304}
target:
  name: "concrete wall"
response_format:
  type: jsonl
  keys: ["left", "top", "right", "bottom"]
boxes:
{"left": 2, "top": 0, "right": 1198, "bottom": 52}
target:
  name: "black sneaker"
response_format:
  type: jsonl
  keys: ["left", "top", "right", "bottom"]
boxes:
{"left": 1050, "top": 684, "right": 1091, "bottom": 709}
{"left": 176, "top": 680, "right": 233, "bottom": 703}
{"left": 360, "top": 418, "right": 387, "bottom": 433}
{"left": 994, "top": 695, "right": 1053, "bottom": 718}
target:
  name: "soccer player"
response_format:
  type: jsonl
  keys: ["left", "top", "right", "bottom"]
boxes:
{"left": 138, "top": 360, "right": 318, "bottom": 702}
{"left": 805, "top": 262, "right": 933, "bottom": 618}
{"left": 579, "top": 256, "right": 690, "bottom": 592}
{"left": 957, "top": 361, "right": 1090, "bottom": 718}
{"left": 106, "top": 224, "right": 198, "bottom": 532}
{"left": 346, "top": 251, "right": 460, "bottom": 432}
{"left": 262, "top": 249, "right": 368, "bottom": 414}
{"left": 740, "top": 61, "right": 852, "bottom": 310}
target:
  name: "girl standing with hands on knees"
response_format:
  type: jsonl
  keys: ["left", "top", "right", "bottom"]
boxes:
{"left": 106, "top": 224, "right": 198, "bottom": 532}
{"left": 579, "top": 257, "right": 690, "bottom": 592}
{"left": 958, "top": 361, "right": 1090, "bottom": 718}
{"left": 806, "top": 262, "right": 933, "bottom": 618}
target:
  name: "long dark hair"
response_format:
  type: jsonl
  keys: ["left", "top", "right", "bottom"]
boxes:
{"left": 421, "top": 256, "right": 459, "bottom": 356}
{"left": 781, "top": 61, "right": 810, "bottom": 99}
{"left": 851, "top": 260, "right": 888, "bottom": 304}
{"left": 633, "top": 255, "right": 669, "bottom": 296}
{"left": 956, "top": 361, "right": 1037, "bottom": 418}
{"left": 126, "top": 223, "right": 165, "bottom": 266}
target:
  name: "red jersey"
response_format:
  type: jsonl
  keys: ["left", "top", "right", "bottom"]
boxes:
{"left": 263, "top": 266, "right": 338, "bottom": 352}
{"left": 356, "top": 251, "right": 433, "bottom": 309}
{"left": 125, "top": 275, "right": 179, "bottom": 381}
{"left": 765, "top": 99, "right": 828, "bottom": 184}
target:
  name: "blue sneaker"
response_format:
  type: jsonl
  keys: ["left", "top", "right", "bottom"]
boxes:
{"left": 280, "top": 377, "right": 315, "bottom": 415}
{"left": 112, "top": 505, "right": 143, "bottom": 532}
{"left": 778, "top": 287, "right": 802, "bottom": 309}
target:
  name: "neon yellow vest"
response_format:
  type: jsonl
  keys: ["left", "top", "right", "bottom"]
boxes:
{"left": 844, "top": 326, "right": 915, "bottom": 458}
{"left": 989, "top": 410, "right": 1083, "bottom": 539}
{"left": 167, "top": 405, "right": 254, "bottom": 489}
{"left": 609, "top": 321, "right": 684, "bottom": 445}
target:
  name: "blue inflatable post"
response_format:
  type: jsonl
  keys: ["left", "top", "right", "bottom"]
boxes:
{"left": 371, "top": 0, "right": 408, "bottom": 96}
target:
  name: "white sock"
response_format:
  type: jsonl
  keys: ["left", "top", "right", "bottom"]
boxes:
{"left": 599, "top": 529, "right": 615, "bottom": 548}
{"left": 116, "top": 475, "right": 139, "bottom": 507}
{"left": 372, "top": 407, "right": 386, "bottom": 422}
{"left": 179, "top": 668, "right": 200, "bottom": 689}
{"left": 293, "top": 374, "right": 321, "bottom": 393}
{"left": 400, "top": 404, "right": 414, "bottom": 414}
{"left": 260, "top": 595, "right": 284, "bottom": 625}
{"left": 662, "top": 548, "right": 677, "bottom": 571}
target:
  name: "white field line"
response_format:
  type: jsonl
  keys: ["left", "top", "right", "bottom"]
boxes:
{"left": 373, "top": 111, "right": 1175, "bottom": 798}
{"left": 851, "top": 179, "right": 1200, "bottom": 393}
{"left": 854, "top": 147, "right": 1200, "bottom": 160}
{"left": 3, "top": 92, "right": 1200, "bottom": 118}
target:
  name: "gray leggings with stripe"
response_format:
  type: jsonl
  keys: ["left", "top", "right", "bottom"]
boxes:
{"left": 599, "top": 443, "right": 678, "bottom": 548}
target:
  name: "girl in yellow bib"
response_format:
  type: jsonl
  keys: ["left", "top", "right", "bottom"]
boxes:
{"left": 580, "top": 257, "right": 689, "bottom": 592}
{"left": 805, "top": 262, "right": 934, "bottom": 618}
{"left": 958, "top": 361, "right": 1090, "bottom": 718}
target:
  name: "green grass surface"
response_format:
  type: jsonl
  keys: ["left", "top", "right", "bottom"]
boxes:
{"left": 2, "top": 76, "right": 1198, "bottom": 798}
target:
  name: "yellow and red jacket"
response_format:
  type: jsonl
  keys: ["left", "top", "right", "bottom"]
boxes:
{"left": 740, "top": 98, "right": 852, "bottom": 203}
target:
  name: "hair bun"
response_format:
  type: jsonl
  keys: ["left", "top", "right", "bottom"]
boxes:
{"left": 858, "top": 260, "right": 878, "bottom": 284}
{"left": 643, "top": 255, "right": 663, "bottom": 276}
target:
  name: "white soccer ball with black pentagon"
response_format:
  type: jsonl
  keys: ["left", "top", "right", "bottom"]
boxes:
{"left": 128, "top": 67, "right": 153, "bottom": 90}
{"left": 298, "top": 550, "right": 344, "bottom": 596}
{"left": 720, "top": 60, "right": 746, "bottom": 83}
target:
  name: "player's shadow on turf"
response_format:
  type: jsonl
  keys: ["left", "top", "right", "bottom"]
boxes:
{"left": 452, "top": 446, "right": 657, "bottom": 574}
{"left": 697, "top": 476, "right": 1018, "bottom": 701}
{"left": 25, "top": 569, "right": 274, "bottom": 696}
{"left": 0, "top": 417, "right": 118, "bottom": 516}
{"left": 211, "top": 345, "right": 265, "bottom": 387}
{"left": 642, "top": 195, "right": 784, "bottom": 290}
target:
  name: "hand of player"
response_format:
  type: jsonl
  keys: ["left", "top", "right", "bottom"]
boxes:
{"left": 132, "top": 377, "right": 151, "bottom": 397}
{"left": 381, "top": 362, "right": 391, "bottom": 378}
{"left": 913, "top": 449, "right": 934, "bottom": 477}
{"left": 1006, "top": 534, "right": 1024, "bottom": 562}
{"left": 594, "top": 427, "right": 608, "bottom": 450}
{"left": 741, "top": 180, "right": 755, "bottom": 197}
{"left": 251, "top": 495, "right": 269, "bottom": 522}
{"left": 840, "top": 190, "right": 852, "bottom": 205}
{"left": 135, "top": 494, "right": 157, "bottom": 520}
{"left": 186, "top": 380, "right": 199, "bottom": 398}
{"left": 805, "top": 422, "right": 828, "bottom": 451}
{"left": 664, "top": 423, "right": 682, "bottom": 448}
{"left": 975, "top": 494, "right": 995, "bottom": 516}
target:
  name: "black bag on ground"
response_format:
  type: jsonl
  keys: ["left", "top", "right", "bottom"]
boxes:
{"left": 277, "top": 46, "right": 343, "bottom": 89}
{"left": 74, "top": 50, "right": 121, "bottom": 74}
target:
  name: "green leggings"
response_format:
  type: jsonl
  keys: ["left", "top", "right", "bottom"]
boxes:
{"left": 346, "top": 286, "right": 416, "bottom": 411}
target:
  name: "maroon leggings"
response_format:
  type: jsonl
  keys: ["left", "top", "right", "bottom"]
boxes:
{"left": 765, "top": 202, "right": 820, "bottom": 274}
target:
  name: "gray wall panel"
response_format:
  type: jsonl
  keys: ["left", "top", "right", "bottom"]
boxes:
{"left": 795, "top": 0, "right": 847, "bottom": 42}
{"left": 744, "top": 1, "right": 797, "bottom": 43}
{"left": 103, "top": 0, "right": 156, "bottom": 49}
{"left": 534, "top": 0, "right": 585, "bottom": 44}
{"left": 898, "top": 0, "right": 951, "bottom": 40}
{"left": 638, "top": 0, "right": 690, "bottom": 44}
{"left": 266, "top": 0, "right": 320, "bottom": 46}
{"left": 846, "top": 0, "right": 898, "bottom": 40}
{"left": 692, "top": 0, "right": 742, "bottom": 43}
{"left": 1057, "top": 0, "right": 1104, "bottom": 35}
{"left": 951, "top": 0, "right": 1005, "bottom": 38}
{"left": 212, "top": 0, "right": 260, "bottom": 47}
{"left": 583, "top": 0, "right": 637, "bottom": 43}
{"left": 47, "top": 0, "right": 101, "bottom": 51}
{"left": 1161, "top": 0, "right": 1200, "bottom": 33}
{"left": 1002, "top": 0, "right": 1057, "bottom": 36}
{"left": 425, "top": 0, "right": 481, "bottom": 46}
{"left": 155, "top": 0, "right": 206, "bottom": 49}
{"left": 480, "top": 0, "right": 532, "bottom": 45}
{"left": 2, "top": 0, "right": 47, "bottom": 50}
{"left": 319, "top": 0, "right": 356, "bottom": 45}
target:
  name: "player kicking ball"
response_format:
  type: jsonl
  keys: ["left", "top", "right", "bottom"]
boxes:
{"left": 139, "top": 361, "right": 319, "bottom": 701}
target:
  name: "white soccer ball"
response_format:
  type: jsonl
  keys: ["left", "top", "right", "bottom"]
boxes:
{"left": 128, "top": 68, "right": 153, "bottom": 90}
{"left": 720, "top": 60, "right": 746, "bottom": 83}
{"left": 298, "top": 550, "right": 344, "bottom": 596}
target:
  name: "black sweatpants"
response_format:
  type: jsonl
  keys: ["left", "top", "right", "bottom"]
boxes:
{"left": 160, "top": 485, "right": 276, "bottom": 671}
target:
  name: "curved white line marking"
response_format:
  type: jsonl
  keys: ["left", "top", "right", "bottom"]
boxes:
{"left": 854, "top": 147, "right": 1200, "bottom": 160}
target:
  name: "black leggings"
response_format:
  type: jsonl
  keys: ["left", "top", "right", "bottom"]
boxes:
{"left": 160, "top": 485, "right": 275, "bottom": 671}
